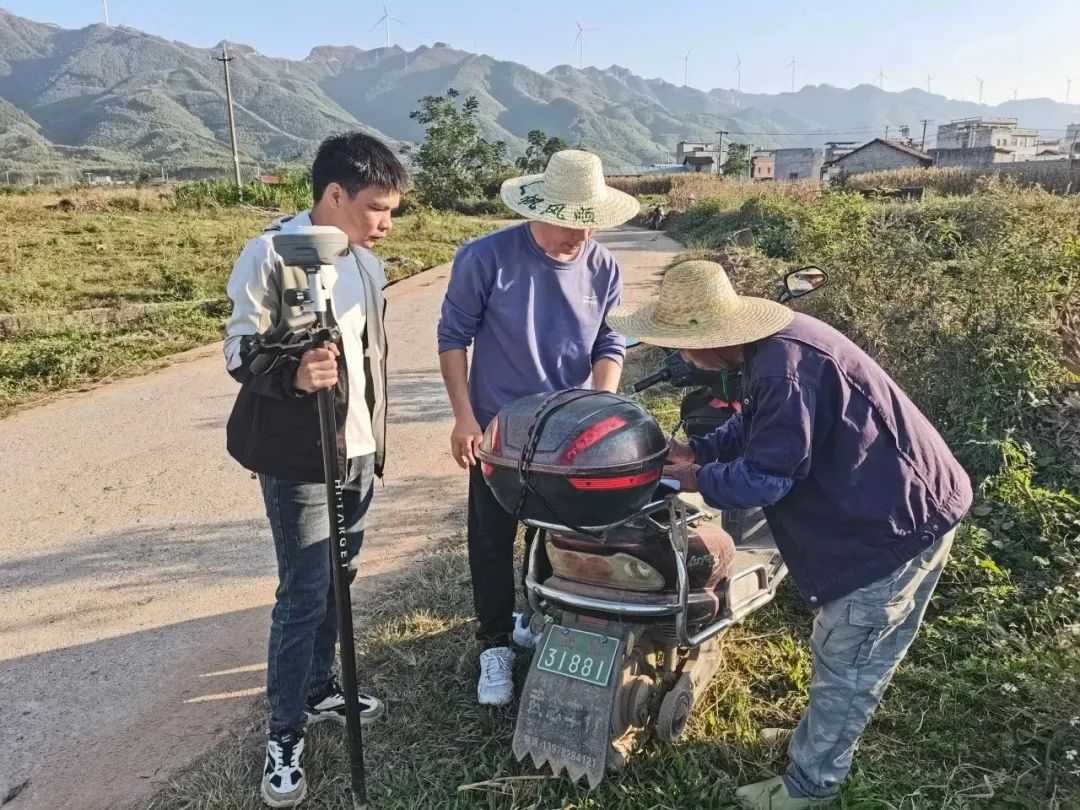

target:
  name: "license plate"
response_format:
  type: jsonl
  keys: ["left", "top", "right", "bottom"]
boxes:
{"left": 535, "top": 626, "right": 619, "bottom": 687}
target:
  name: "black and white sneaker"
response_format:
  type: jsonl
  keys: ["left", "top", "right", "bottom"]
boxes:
{"left": 305, "top": 675, "right": 386, "bottom": 726}
{"left": 261, "top": 729, "right": 306, "bottom": 808}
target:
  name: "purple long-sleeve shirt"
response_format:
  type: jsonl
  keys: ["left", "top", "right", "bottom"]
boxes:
{"left": 437, "top": 223, "right": 625, "bottom": 427}
{"left": 689, "top": 313, "right": 972, "bottom": 605}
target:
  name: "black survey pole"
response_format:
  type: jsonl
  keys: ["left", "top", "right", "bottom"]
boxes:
{"left": 304, "top": 266, "right": 367, "bottom": 806}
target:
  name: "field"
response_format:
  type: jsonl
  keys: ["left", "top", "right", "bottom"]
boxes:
{"left": 149, "top": 180, "right": 1080, "bottom": 808}
{"left": 0, "top": 186, "right": 501, "bottom": 414}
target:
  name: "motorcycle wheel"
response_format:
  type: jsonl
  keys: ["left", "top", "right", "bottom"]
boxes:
{"left": 654, "top": 674, "right": 694, "bottom": 742}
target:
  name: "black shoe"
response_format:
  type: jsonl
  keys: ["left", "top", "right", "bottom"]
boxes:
{"left": 305, "top": 675, "right": 386, "bottom": 726}
{"left": 261, "top": 729, "right": 305, "bottom": 808}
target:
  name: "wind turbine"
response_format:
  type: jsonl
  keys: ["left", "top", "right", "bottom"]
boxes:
{"left": 734, "top": 52, "right": 742, "bottom": 93}
{"left": 682, "top": 48, "right": 691, "bottom": 87}
{"left": 877, "top": 68, "right": 888, "bottom": 90}
{"left": 370, "top": 3, "right": 406, "bottom": 49}
{"left": 1066, "top": 76, "right": 1073, "bottom": 104}
{"left": 1011, "top": 86, "right": 1019, "bottom": 101}
{"left": 572, "top": 21, "right": 598, "bottom": 70}
{"left": 926, "top": 73, "right": 933, "bottom": 93}
{"left": 786, "top": 55, "right": 796, "bottom": 93}
{"left": 975, "top": 76, "right": 985, "bottom": 104}
{"left": 102, "top": 0, "right": 110, "bottom": 25}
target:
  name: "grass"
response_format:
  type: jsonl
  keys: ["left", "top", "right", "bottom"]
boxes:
{"left": 0, "top": 187, "right": 501, "bottom": 414}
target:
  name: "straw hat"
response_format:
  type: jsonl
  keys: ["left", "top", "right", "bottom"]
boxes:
{"left": 501, "top": 150, "right": 640, "bottom": 230}
{"left": 606, "top": 260, "right": 794, "bottom": 349}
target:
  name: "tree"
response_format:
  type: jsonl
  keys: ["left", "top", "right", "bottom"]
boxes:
{"left": 723, "top": 143, "right": 750, "bottom": 177}
{"left": 402, "top": 88, "right": 511, "bottom": 209}
{"left": 515, "top": 129, "right": 569, "bottom": 174}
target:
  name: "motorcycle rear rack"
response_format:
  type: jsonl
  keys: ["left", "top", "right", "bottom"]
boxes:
{"left": 524, "top": 496, "right": 780, "bottom": 647}
{"left": 522, "top": 494, "right": 707, "bottom": 539}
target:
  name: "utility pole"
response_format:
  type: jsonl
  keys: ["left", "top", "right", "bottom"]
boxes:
{"left": 716, "top": 130, "right": 727, "bottom": 174}
{"left": 213, "top": 44, "right": 243, "bottom": 190}
{"left": 920, "top": 119, "right": 930, "bottom": 151}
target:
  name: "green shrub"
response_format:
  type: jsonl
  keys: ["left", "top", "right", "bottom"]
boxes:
{"left": 172, "top": 172, "right": 313, "bottom": 212}
{"left": 658, "top": 178, "right": 1080, "bottom": 804}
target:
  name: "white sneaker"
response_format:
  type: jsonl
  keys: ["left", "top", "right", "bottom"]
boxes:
{"left": 260, "top": 730, "right": 306, "bottom": 808}
{"left": 512, "top": 611, "right": 542, "bottom": 649}
{"left": 477, "top": 646, "right": 514, "bottom": 705}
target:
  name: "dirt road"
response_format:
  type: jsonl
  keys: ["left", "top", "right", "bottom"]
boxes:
{"left": 0, "top": 226, "right": 682, "bottom": 809}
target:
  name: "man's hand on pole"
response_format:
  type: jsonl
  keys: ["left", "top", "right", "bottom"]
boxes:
{"left": 294, "top": 342, "right": 340, "bottom": 393}
{"left": 662, "top": 463, "right": 701, "bottom": 493}
{"left": 451, "top": 415, "right": 484, "bottom": 469}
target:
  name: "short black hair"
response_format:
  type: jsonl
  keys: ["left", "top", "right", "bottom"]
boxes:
{"left": 312, "top": 132, "right": 408, "bottom": 203}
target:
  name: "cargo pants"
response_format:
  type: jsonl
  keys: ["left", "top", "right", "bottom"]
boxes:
{"left": 784, "top": 530, "right": 955, "bottom": 800}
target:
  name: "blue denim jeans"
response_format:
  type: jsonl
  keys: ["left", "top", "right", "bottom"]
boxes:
{"left": 259, "top": 454, "right": 374, "bottom": 734}
{"left": 784, "top": 530, "right": 955, "bottom": 800}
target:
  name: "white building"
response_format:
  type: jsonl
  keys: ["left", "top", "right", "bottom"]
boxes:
{"left": 935, "top": 117, "right": 1039, "bottom": 162}
{"left": 675, "top": 141, "right": 723, "bottom": 174}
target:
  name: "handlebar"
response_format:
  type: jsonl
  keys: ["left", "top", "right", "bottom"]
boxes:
{"left": 631, "top": 368, "right": 672, "bottom": 392}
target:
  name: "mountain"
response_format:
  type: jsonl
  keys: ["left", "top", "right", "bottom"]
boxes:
{"left": 0, "top": 9, "right": 1078, "bottom": 180}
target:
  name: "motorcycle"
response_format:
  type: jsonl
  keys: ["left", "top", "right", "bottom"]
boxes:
{"left": 496, "top": 265, "right": 828, "bottom": 788}
{"left": 644, "top": 204, "right": 668, "bottom": 230}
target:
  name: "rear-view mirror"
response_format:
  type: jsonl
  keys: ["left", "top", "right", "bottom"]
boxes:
{"left": 784, "top": 266, "right": 829, "bottom": 298}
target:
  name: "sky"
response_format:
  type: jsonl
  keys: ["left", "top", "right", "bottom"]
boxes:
{"left": 9, "top": 0, "right": 1079, "bottom": 105}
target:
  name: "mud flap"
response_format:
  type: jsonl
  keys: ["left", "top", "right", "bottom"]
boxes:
{"left": 512, "top": 622, "right": 629, "bottom": 789}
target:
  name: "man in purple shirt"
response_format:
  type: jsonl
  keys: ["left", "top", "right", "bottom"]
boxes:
{"left": 609, "top": 260, "right": 972, "bottom": 809}
{"left": 437, "top": 150, "right": 639, "bottom": 706}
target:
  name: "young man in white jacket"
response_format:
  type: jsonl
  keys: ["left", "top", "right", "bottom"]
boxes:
{"left": 223, "top": 133, "right": 406, "bottom": 808}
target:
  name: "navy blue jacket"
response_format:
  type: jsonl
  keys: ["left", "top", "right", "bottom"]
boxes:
{"left": 690, "top": 313, "right": 972, "bottom": 606}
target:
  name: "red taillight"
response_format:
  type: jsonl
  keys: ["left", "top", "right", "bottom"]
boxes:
{"left": 568, "top": 468, "right": 661, "bottom": 491}
{"left": 560, "top": 415, "right": 627, "bottom": 464}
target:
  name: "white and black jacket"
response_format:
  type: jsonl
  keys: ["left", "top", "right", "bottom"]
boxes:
{"left": 223, "top": 212, "right": 389, "bottom": 481}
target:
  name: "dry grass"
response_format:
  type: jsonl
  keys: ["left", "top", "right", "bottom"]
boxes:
{"left": 841, "top": 162, "right": 1080, "bottom": 196}
{"left": 608, "top": 174, "right": 820, "bottom": 212}
{"left": 606, "top": 175, "right": 676, "bottom": 197}
{"left": 668, "top": 177, "right": 819, "bottom": 212}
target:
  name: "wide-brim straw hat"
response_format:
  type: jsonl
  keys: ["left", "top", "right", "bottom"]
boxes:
{"left": 607, "top": 260, "right": 794, "bottom": 349}
{"left": 501, "top": 150, "right": 640, "bottom": 230}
